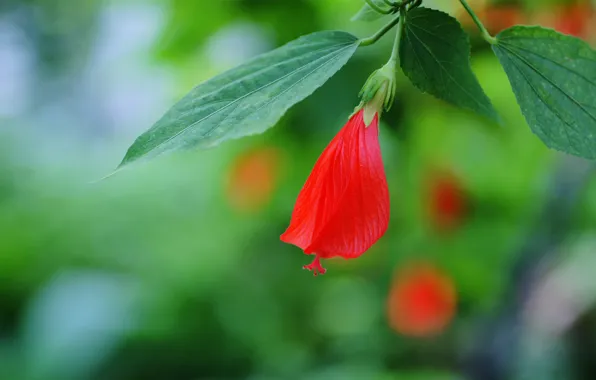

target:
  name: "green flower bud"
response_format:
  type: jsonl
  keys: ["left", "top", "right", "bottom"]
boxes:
{"left": 357, "top": 61, "right": 397, "bottom": 126}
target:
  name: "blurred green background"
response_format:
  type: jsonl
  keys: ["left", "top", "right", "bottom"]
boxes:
{"left": 1, "top": 0, "right": 596, "bottom": 379}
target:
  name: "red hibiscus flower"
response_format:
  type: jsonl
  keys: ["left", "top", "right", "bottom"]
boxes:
{"left": 387, "top": 262, "right": 456, "bottom": 337}
{"left": 280, "top": 108, "right": 390, "bottom": 275}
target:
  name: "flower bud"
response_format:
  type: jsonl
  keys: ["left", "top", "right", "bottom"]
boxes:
{"left": 358, "top": 62, "right": 397, "bottom": 126}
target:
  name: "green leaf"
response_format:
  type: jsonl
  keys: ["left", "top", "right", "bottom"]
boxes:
{"left": 492, "top": 26, "right": 596, "bottom": 159}
{"left": 120, "top": 31, "right": 359, "bottom": 167}
{"left": 400, "top": 7, "right": 498, "bottom": 122}
{"left": 351, "top": 0, "right": 391, "bottom": 22}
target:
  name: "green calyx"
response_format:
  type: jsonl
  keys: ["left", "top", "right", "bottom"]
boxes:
{"left": 357, "top": 62, "right": 397, "bottom": 125}
{"left": 359, "top": 62, "right": 396, "bottom": 110}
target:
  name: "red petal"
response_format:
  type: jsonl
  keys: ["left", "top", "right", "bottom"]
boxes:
{"left": 281, "top": 109, "right": 389, "bottom": 260}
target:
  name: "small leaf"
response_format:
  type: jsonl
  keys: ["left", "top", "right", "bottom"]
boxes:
{"left": 351, "top": 0, "right": 391, "bottom": 22}
{"left": 400, "top": 7, "right": 499, "bottom": 122}
{"left": 493, "top": 26, "right": 596, "bottom": 159}
{"left": 120, "top": 31, "right": 359, "bottom": 167}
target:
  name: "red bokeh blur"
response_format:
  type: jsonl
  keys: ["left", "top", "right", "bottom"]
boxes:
{"left": 457, "top": 1, "right": 595, "bottom": 38}
{"left": 458, "top": 1, "right": 526, "bottom": 34}
{"left": 226, "top": 147, "right": 281, "bottom": 212}
{"left": 387, "top": 262, "right": 457, "bottom": 337}
{"left": 536, "top": 3, "right": 593, "bottom": 38}
{"left": 425, "top": 170, "right": 466, "bottom": 231}
{"left": 482, "top": 5, "right": 527, "bottom": 34}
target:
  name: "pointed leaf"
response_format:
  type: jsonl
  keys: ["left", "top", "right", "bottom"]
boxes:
{"left": 400, "top": 7, "right": 499, "bottom": 122}
{"left": 120, "top": 31, "right": 359, "bottom": 167}
{"left": 492, "top": 26, "right": 596, "bottom": 159}
{"left": 351, "top": 0, "right": 391, "bottom": 22}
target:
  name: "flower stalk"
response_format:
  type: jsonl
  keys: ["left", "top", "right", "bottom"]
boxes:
{"left": 458, "top": 0, "right": 497, "bottom": 44}
{"left": 359, "top": 16, "right": 401, "bottom": 46}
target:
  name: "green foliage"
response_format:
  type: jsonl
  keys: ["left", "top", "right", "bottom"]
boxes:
{"left": 8, "top": 1, "right": 596, "bottom": 378}
{"left": 351, "top": 0, "right": 391, "bottom": 22}
{"left": 400, "top": 7, "right": 498, "bottom": 122}
{"left": 492, "top": 26, "right": 596, "bottom": 159}
{"left": 123, "top": 0, "right": 596, "bottom": 167}
{"left": 120, "top": 31, "right": 359, "bottom": 167}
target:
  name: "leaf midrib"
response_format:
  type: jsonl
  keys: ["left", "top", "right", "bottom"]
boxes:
{"left": 174, "top": 41, "right": 356, "bottom": 116}
{"left": 405, "top": 21, "right": 493, "bottom": 115}
{"left": 169, "top": 41, "right": 354, "bottom": 123}
{"left": 500, "top": 47, "right": 584, "bottom": 155}
{"left": 497, "top": 43, "right": 596, "bottom": 125}
{"left": 140, "top": 42, "right": 358, "bottom": 159}
{"left": 498, "top": 41, "right": 596, "bottom": 88}
{"left": 408, "top": 22, "right": 459, "bottom": 49}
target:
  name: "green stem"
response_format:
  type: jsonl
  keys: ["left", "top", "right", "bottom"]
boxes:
{"left": 364, "top": 0, "right": 391, "bottom": 14}
{"left": 410, "top": 0, "right": 422, "bottom": 9}
{"left": 388, "top": 11, "right": 404, "bottom": 64}
{"left": 458, "top": 0, "right": 497, "bottom": 44}
{"left": 359, "top": 16, "right": 401, "bottom": 46}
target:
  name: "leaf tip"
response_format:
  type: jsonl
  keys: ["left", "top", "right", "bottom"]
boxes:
{"left": 89, "top": 168, "right": 122, "bottom": 184}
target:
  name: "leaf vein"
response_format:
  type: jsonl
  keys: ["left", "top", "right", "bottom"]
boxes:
{"left": 178, "top": 41, "right": 356, "bottom": 113}
{"left": 149, "top": 42, "right": 357, "bottom": 154}
{"left": 500, "top": 47, "right": 584, "bottom": 155}
{"left": 499, "top": 42, "right": 596, "bottom": 88}
{"left": 498, "top": 44, "right": 596, "bottom": 125}
{"left": 406, "top": 25, "right": 491, "bottom": 114}
{"left": 408, "top": 22, "right": 458, "bottom": 49}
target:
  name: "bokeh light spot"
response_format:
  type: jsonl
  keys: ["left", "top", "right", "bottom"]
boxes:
{"left": 387, "top": 262, "right": 457, "bottom": 337}
{"left": 226, "top": 146, "right": 281, "bottom": 212}
{"left": 425, "top": 170, "right": 466, "bottom": 232}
